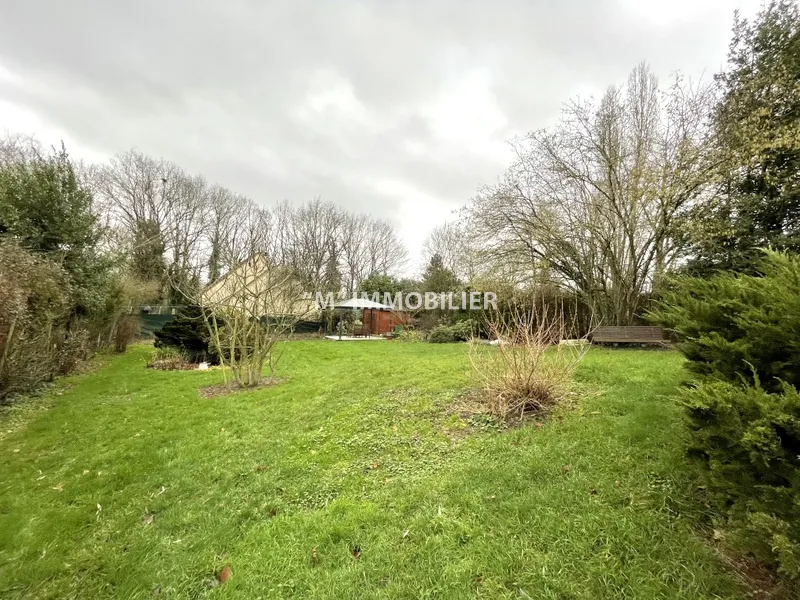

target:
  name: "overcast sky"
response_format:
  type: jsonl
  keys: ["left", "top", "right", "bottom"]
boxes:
{"left": 0, "top": 0, "right": 764, "bottom": 272}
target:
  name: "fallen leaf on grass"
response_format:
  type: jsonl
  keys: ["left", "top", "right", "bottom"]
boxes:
{"left": 371, "top": 460, "right": 379, "bottom": 470}
{"left": 562, "top": 465, "right": 571, "bottom": 474}
{"left": 218, "top": 566, "right": 231, "bottom": 584}
{"left": 52, "top": 482, "right": 64, "bottom": 492}
{"left": 351, "top": 545, "right": 361, "bottom": 559}
{"left": 142, "top": 511, "right": 154, "bottom": 526}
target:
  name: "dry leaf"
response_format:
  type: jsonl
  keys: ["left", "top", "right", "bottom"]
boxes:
{"left": 142, "top": 511, "right": 154, "bottom": 526}
{"left": 562, "top": 465, "right": 571, "bottom": 474}
{"left": 351, "top": 545, "right": 361, "bottom": 559}
{"left": 371, "top": 460, "right": 379, "bottom": 470}
{"left": 218, "top": 565, "right": 231, "bottom": 584}
{"left": 52, "top": 482, "right": 64, "bottom": 492}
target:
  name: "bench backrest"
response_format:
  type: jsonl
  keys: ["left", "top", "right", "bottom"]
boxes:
{"left": 591, "top": 326, "right": 665, "bottom": 343}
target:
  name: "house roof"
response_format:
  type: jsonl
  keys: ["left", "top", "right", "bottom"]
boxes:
{"left": 333, "top": 297, "right": 393, "bottom": 310}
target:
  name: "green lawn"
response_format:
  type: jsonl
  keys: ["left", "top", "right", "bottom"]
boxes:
{"left": 0, "top": 341, "right": 745, "bottom": 599}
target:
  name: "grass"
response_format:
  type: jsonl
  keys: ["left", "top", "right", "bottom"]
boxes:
{"left": 0, "top": 341, "right": 746, "bottom": 599}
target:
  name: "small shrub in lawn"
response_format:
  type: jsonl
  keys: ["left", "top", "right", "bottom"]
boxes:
{"left": 395, "top": 329, "right": 425, "bottom": 343}
{"left": 469, "top": 301, "right": 586, "bottom": 422}
{"left": 449, "top": 319, "right": 476, "bottom": 341}
{"left": 428, "top": 325, "right": 457, "bottom": 343}
{"left": 147, "top": 347, "right": 195, "bottom": 371}
{"left": 428, "top": 319, "right": 476, "bottom": 343}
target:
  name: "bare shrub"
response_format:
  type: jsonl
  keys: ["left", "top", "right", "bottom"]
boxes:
{"left": 198, "top": 255, "right": 312, "bottom": 388}
{"left": 469, "top": 300, "right": 589, "bottom": 422}
{"left": 113, "top": 314, "right": 141, "bottom": 353}
{"left": 57, "top": 329, "right": 91, "bottom": 375}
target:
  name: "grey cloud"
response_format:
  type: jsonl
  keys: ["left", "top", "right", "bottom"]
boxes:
{"left": 0, "top": 0, "right": 754, "bottom": 252}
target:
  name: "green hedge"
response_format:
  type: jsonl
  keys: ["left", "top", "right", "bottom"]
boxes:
{"left": 653, "top": 251, "right": 800, "bottom": 392}
{"left": 683, "top": 380, "right": 800, "bottom": 577}
{"left": 651, "top": 251, "right": 800, "bottom": 578}
{"left": 428, "top": 320, "right": 475, "bottom": 343}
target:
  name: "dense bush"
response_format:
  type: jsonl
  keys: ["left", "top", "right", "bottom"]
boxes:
{"left": 0, "top": 144, "right": 155, "bottom": 399}
{"left": 428, "top": 325, "right": 457, "bottom": 343}
{"left": 682, "top": 380, "right": 800, "bottom": 577}
{"left": 395, "top": 329, "right": 425, "bottom": 343}
{"left": 652, "top": 251, "right": 800, "bottom": 578}
{"left": 153, "top": 305, "right": 219, "bottom": 364}
{"left": 651, "top": 251, "right": 800, "bottom": 392}
{"left": 0, "top": 243, "right": 71, "bottom": 401}
{"left": 428, "top": 320, "right": 475, "bottom": 343}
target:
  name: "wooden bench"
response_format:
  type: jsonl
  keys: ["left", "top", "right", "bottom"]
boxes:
{"left": 590, "top": 326, "right": 668, "bottom": 345}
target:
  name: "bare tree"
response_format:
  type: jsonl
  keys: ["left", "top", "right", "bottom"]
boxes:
{"left": 365, "top": 219, "right": 408, "bottom": 278}
{"left": 467, "top": 64, "right": 713, "bottom": 324}
{"left": 339, "top": 213, "right": 371, "bottom": 294}
{"left": 421, "top": 221, "right": 482, "bottom": 283}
